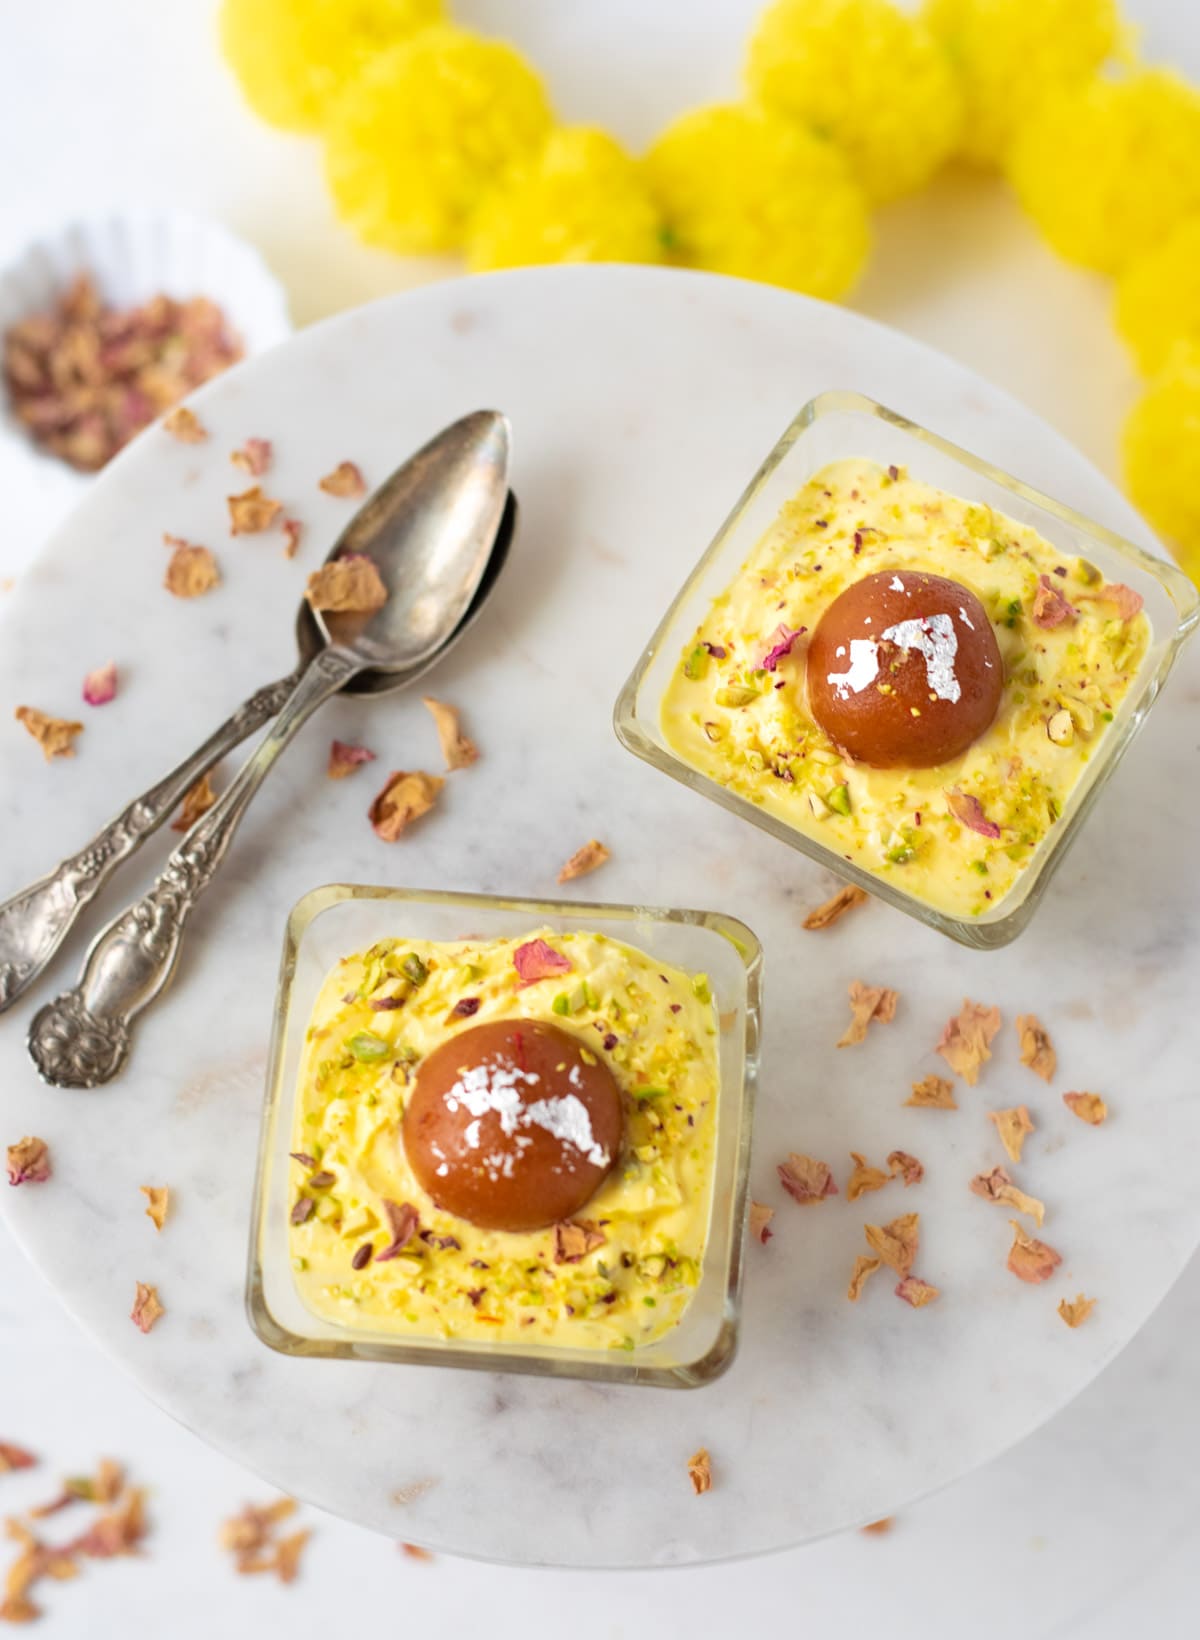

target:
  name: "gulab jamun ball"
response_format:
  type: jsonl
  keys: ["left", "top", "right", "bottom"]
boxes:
{"left": 402, "top": 1019, "right": 623, "bottom": 1233}
{"left": 805, "top": 570, "right": 1003, "bottom": 768}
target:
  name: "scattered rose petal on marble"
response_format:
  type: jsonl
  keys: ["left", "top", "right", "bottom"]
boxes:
{"left": 847, "top": 1254, "right": 881, "bottom": 1302}
{"left": 140, "top": 1186, "right": 168, "bottom": 1231}
{"left": 422, "top": 696, "right": 478, "bottom": 771}
{"left": 558, "top": 838, "right": 611, "bottom": 884}
{"left": 306, "top": 555, "right": 388, "bottom": 614}
{"left": 945, "top": 789, "right": 1001, "bottom": 839}
{"left": 0, "top": 1443, "right": 37, "bottom": 1473}
{"left": 6, "top": 1136, "right": 51, "bottom": 1185}
{"left": 861, "top": 1518, "right": 894, "bottom": 1535}
{"left": 970, "top": 1165, "right": 1045, "bottom": 1227}
{"left": 553, "top": 1220, "right": 605, "bottom": 1264}
{"left": 81, "top": 661, "right": 117, "bottom": 707}
{"left": 220, "top": 1499, "right": 305, "bottom": 1580}
{"left": 1031, "top": 574, "right": 1077, "bottom": 629}
{"left": 748, "top": 1201, "right": 774, "bottom": 1244}
{"left": 905, "top": 1075, "right": 957, "bottom": 1110}
{"left": 368, "top": 770, "right": 444, "bottom": 842}
{"left": 399, "top": 1541, "right": 434, "bottom": 1561}
{"left": 864, "top": 1212, "right": 920, "bottom": 1276}
{"left": 319, "top": 460, "right": 366, "bottom": 498}
{"left": 227, "top": 485, "right": 283, "bottom": 535}
{"left": 846, "top": 1151, "right": 890, "bottom": 1202}
{"left": 130, "top": 1283, "right": 163, "bottom": 1334}
{"left": 778, "top": 1152, "right": 837, "bottom": 1204}
{"left": 327, "top": 739, "right": 376, "bottom": 779}
{"left": 687, "top": 1449, "right": 712, "bottom": 1495}
{"left": 936, "top": 999, "right": 1001, "bottom": 1085}
{"left": 895, "top": 1276, "right": 940, "bottom": 1308}
{"left": 272, "top": 1530, "right": 311, "bottom": 1584}
{"left": 1058, "top": 1294, "right": 1096, "bottom": 1328}
{"left": 887, "top": 1150, "right": 924, "bottom": 1187}
{"left": 837, "top": 980, "right": 898, "bottom": 1047}
{"left": 376, "top": 1200, "right": 419, "bottom": 1262}
{"left": 1007, "top": 1221, "right": 1062, "bottom": 1285}
{"left": 230, "top": 437, "right": 271, "bottom": 476}
{"left": 281, "top": 517, "right": 303, "bottom": 558}
{"left": 1016, "top": 1013, "right": 1056, "bottom": 1082}
{"left": 14, "top": 706, "right": 83, "bottom": 761}
{"left": 802, "top": 884, "right": 867, "bottom": 930}
{"left": 171, "top": 772, "right": 216, "bottom": 832}
{"left": 1063, "top": 1091, "right": 1108, "bottom": 1125}
{"left": 163, "top": 405, "right": 206, "bottom": 443}
{"left": 988, "top": 1106, "right": 1036, "bottom": 1164}
{"left": 512, "top": 938, "right": 572, "bottom": 987}
{"left": 163, "top": 536, "right": 220, "bottom": 599}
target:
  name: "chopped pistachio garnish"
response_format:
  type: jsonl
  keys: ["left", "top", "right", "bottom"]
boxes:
{"left": 827, "top": 784, "right": 852, "bottom": 816}
{"left": 347, "top": 1031, "right": 390, "bottom": 1063}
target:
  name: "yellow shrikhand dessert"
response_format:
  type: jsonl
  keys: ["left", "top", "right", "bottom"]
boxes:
{"left": 661, "top": 459, "right": 1150, "bottom": 920}
{"left": 288, "top": 930, "right": 720, "bottom": 1352}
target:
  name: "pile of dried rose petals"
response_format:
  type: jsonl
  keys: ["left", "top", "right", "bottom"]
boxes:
{"left": 3, "top": 275, "right": 241, "bottom": 472}
{"left": 219, "top": 1498, "right": 309, "bottom": 1583}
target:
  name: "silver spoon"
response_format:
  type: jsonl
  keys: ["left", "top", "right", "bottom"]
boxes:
{"left": 27, "top": 410, "right": 511, "bottom": 1089}
{"left": 0, "top": 437, "right": 514, "bottom": 1016}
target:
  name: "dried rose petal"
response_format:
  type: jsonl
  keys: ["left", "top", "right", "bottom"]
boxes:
{"left": 6, "top": 1136, "right": 51, "bottom": 1185}
{"left": 861, "top": 1518, "right": 894, "bottom": 1535}
{"left": 220, "top": 1499, "right": 296, "bottom": 1559}
{"left": 272, "top": 1529, "right": 310, "bottom": 1584}
{"left": 1016, "top": 1013, "right": 1056, "bottom": 1081}
{"left": 69, "top": 1486, "right": 146, "bottom": 1559}
{"left": 418, "top": 1230, "right": 461, "bottom": 1251}
{"left": 130, "top": 1282, "right": 164, "bottom": 1333}
{"left": 1079, "top": 581, "right": 1143, "bottom": 622}
{"left": 553, "top": 1220, "right": 605, "bottom": 1264}
{"left": 895, "top": 1276, "right": 940, "bottom": 1308}
{"left": 847, "top": 1254, "right": 881, "bottom": 1301}
{"left": 558, "top": 839, "right": 611, "bottom": 884}
{"left": 887, "top": 1150, "right": 924, "bottom": 1187}
{"left": 306, "top": 556, "right": 388, "bottom": 615}
{"left": 748, "top": 1201, "right": 774, "bottom": 1244}
{"left": 163, "top": 536, "right": 220, "bottom": 599}
{"left": 140, "top": 1186, "right": 168, "bottom": 1231}
{"left": 422, "top": 696, "right": 478, "bottom": 771}
{"left": 289, "top": 1152, "right": 317, "bottom": 1169}
{"left": 14, "top": 706, "right": 82, "bottom": 761}
{"left": 905, "top": 1075, "right": 957, "bottom": 1110}
{"left": 1058, "top": 1294, "right": 1096, "bottom": 1328}
{"left": 1007, "top": 1221, "right": 1062, "bottom": 1285}
{"left": 230, "top": 437, "right": 271, "bottom": 476}
{"left": 228, "top": 485, "right": 283, "bottom": 535}
{"left": 82, "top": 661, "right": 117, "bottom": 707}
{"left": 988, "top": 1105, "right": 1035, "bottom": 1164}
{"left": 1031, "top": 574, "right": 1077, "bottom": 629}
{"left": 171, "top": 772, "right": 216, "bottom": 832}
{"left": 1063, "top": 1091, "right": 1108, "bottom": 1125}
{"left": 0, "top": 1443, "right": 36, "bottom": 1473}
{"left": 969, "top": 1165, "right": 1045, "bottom": 1227}
{"left": 803, "top": 884, "right": 867, "bottom": 930}
{"left": 837, "top": 980, "right": 898, "bottom": 1047}
{"left": 400, "top": 1541, "right": 433, "bottom": 1561}
{"left": 328, "top": 740, "right": 376, "bottom": 780}
{"left": 307, "top": 1171, "right": 335, "bottom": 1189}
{"left": 687, "top": 1448, "right": 712, "bottom": 1495}
{"left": 945, "top": 788, "right": 1001, "bottom": 839}
{"left": 864, "top": 1212, "right": 919, "bottom": 1275}
{"left": 281, "top": 518, "right": 303, "bottom": 559}
{"left": 761, "top": 623, "right": 805, "bottom": 671}
{"left": 778, "top": 1152, "right": 837, "bottom": 1204}
{"left": 319, "top": 460, "right": 366, "bottom": 498}
{"left": 376, "top": 1200, "right": 419, "bottom": 1261}
{"left": 163, "top": 405, "right": 206, "bottom": 443}
{"left": 513, "top": 938, "right": 571, "bottom": 986}
{"left": 936, "top": 999, "right": 1001, "bottom": 1085}
{"left": 368, "top": 770, "right": 443, "bottom": 842}
{"left": 846, "top": 1151, "right": 889, "bottom": 1202}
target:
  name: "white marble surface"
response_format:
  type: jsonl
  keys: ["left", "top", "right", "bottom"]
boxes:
{"left": 2, "top": 267, "right": 1199, "bottom": 1567}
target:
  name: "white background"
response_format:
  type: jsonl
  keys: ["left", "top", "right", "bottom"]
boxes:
{"left": 2, "top": 2, "right": 1199, "bottom": 1634}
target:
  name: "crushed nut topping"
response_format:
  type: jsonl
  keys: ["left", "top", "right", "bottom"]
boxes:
{"left": 14, "top": 706, "right": 83, "bottom": 761}
{"left": 802, "top": 884, "right": 867, "bottom": 930}
{"left": 887, "top": 1150, "right": 924, "bottom": 1187}
{"left": 969, "top": 1166, "right": 1045, "bottom": 1227}
{"left": 1063, "top": 1091, "right": 1108, "bottom": 1125}
{"left": 553, "top": 1220, "right": 606, "bottom": 1264}
{"left": 305, "top": 555, "right": 388, "bottom": 614}
{"left": 864, "top": 1212, "right": 919, "bottom": 1275}
{"left": 905, "top": 1075, "right": 957, "bottom": 1110}
{"left": 936, "top": 999, "right": 1001, "bottom": 1084}
{"left": 748, "top": 1201, "right": 774, "bottom": 1244}
{"left": 422, "top": 696, "right": 478, "bottom": 771}
{"left": 130, "top": 1283, "right": 164, "bottom": 1334}
{"left": 368, "top": 770, "right": 443, "bottom": 842}
{"left": 846, "top": 1152, "right": 890, "bottom": 1202}
{"left": 327, "top": 740, "right": 376, "bottom": 779}
{"left": 847, "top": 1254, "right": 882, "bottom": 1301}
{"left": 838, "top": 980, "right": 898, "bottom": 1047}
{"left": 230, "top": 437, "right": 271, "bottom": 476}
{"left": 81, "top": 662, "right": 117, "bottom": 707}
{"left": 171, "top": 772, "right": 216, "bottom": 832}
{"left": 777, "top": 1153, "right": 837, "bottom": 1204}
{"left": 558, "top": 839, "right": 611, "bottom": 884}
{"left": 988, "top": 1106, "right": 1035, "bottom": 1164}
{"left": 1007, "top": 1221, "right": 1062, "bottom": 1285}
{"left": 140, "top": 1187, "right": 169, "bottom": 1231}
{"left": 895, "top": 1276, "right": 940, "bottom": 1307}
{"left": 1058, "top": 1294, "right": 1096, "bottom": 1328}
{"left": 6, "top": 1137, "right": 51, "bottom": 1186}
{"left": 687, "top": 1449, "right": 712, "bottom": 1495}
{"left": 1015, "top": 1014, "right": 1056, "bottom": 1082}
{"left": 163, "top": 536, "right": 220, "bottom": 599}
{"left": 319, "top": 461, "right": 367, "bottom": 498}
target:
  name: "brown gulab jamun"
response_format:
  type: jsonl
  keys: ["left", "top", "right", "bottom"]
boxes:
{"left": 402, "top": 1019, "right": 623, "bottom": 1232}
{"left": 805, "top": 570, "right": 1003, "bottom": 768}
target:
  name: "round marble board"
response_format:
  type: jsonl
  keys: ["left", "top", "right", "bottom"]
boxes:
{"left": 1, "top": 266, "right": 1197, "bottom": 1569}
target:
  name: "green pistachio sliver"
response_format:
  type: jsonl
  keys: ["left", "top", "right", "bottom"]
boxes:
{"left": 579, "top": 1047, "right": 598, "bottom": 1066}
{"left": 347, "top": 1031, "right": 390, "bottom": 1063}
{"left": 691, "top": 973, "right": 711, "bottom": 1003}
{"left": 969, "top": 859, "right": 989, "bottom": 876}
{"left": 401, "top": 954, "right": 428, "bottom": 986}
{"left": 1075, "top": 556, "right": 1102, "bottom": 585}
{"left": 683, "top": 645, "right": 710, "bottom": 681}
{"left": 715, "top": 683, "right": 759, "bottom": 708}
{"left": 632, "top": 1085, "right": 670, "bottom": 1101}
{"left": 551, "top": 993, "right": 571, "bottom": 1017}
{"left": 827, "top": 783, "right": 852, "bottom": 816}
{"left": 583, "top": 980, "right": 600, "bottom": 1010}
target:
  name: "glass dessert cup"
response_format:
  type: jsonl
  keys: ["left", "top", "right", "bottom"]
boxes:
{"left": 247, "top": 884, "right": 761, "bottom": 1388}
{"left": 614, "top": 391, "right": 1200, "bottom": 949}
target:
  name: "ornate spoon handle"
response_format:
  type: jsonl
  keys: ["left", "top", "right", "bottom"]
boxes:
{"left": 28, "top": 649, "right": 360, "bottom": 1090}
{"left": 0, "top": 666, "right": 304, "bottom": 1015}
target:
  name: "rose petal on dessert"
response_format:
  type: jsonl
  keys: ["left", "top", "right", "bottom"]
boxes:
{"left": 687, "top": 1449, "right": 712, "bottom": 1495}
{"left": 130, "top": 1282, "right": 163, "bottom": 1333}
{"left": 553, "top": 1220, "right": 605, "bottom": 1264}
{"left": 368, "top": 770, "right": 443, "bottom": 842}
{"left": 6, "top": 1136, "right": 50, "bottom": 1185}
{"left": 846, "top": 1151, "right": 890, "bottom": 1201}
{"left": 861, "top": 1518, "right": 894, "bottom": 1535}
{"left": 936, "top": 999, "right": 1002, "bottom": 1085}
{"left": 328, "top": 740, "right": 376, "bottom": 780}
{"left": 748, "top": 1201, "right": 774, "bottom": 1244}
{"left": 1080, "top": 582, "right": 1143, "bottom": 622}
{"left": 1058, "top": 1294, "right": 1096, "bottom": 1328}
{"left": 558, "top": 839, "right": 611, "bottom": 884}
{"left": 895, "top": 1276, "right": 940, "bottom": 1308}
{"left": 227, "top": 484, "right": 283, "bottom": 535}
{"left": 1063, "top": 1091, "right": 1108, "bottom": 1125}
{"left": 761, "top": 623, "right": 805, "bottom": 671}
{"left": 905, "top": 1075, "right": 957, "bottom": 1110}
{"left": 969, "top": 1165, "right": 1045, "bottom": 1227}
{"left": 162, "top": 405, "right": 206, "bottom": 442}
{"left": 513, "top": 938, "right": 572, "bottom": 986}
{"left": 319, "top": 461, "right": 366, "bottom": 498}
{"left": 14, "top": 706, "right": 83, "bottom": 760}
{"left": 847, "top": 1254, "right": 881, "bottom": 1301}
{"left": 1016, "top": 1013, "right": 1056, "bottom": 1082}
{"left": 803, "top": 884, "right": 867, "bottom": 930}
{"left": 1007, "top": 1221, "right": 1062, "bottom": 1285}
{"left": 281, "top": 518, "right": 303, "bottom": 559}
{"left": 375, "top": 1200, "right": 419, "bottom": 1262}
{"left": 169, "top": 772, "right": 216, "bottom": 833}
{"left": 945, "top": 788, "right": 1001, "bottom": 839}
{"left": 422, "top": 696, "right": 478, "bottom": 771}
{"left": 887, "top": 1150, "right": 924, "bottom": 1187}
{"left": 306, "top": 555, "right": 388, "bottom": 614}
{"left": 81, "top": 661, "right": 117, "bottom": 707}
{"left": 778, "top": 1152, "right": 837, "bottom": 1204}
{"left": 163, "top": 536, "right": 220, "bottom": 598}
{"left": 1031, "top": 574, "right": 1077, "bottom": 629}
{"left": 0, "top": 1444, "right": 36, "bottom": 1473}
{"left": 864, "top": 1212, "right": 919, "bottom": 1275}
{"left": 988, "top": 1106, "right": 1035, "bottom": 1164}
{"left": 837, "top": 980, "right": 898, "bottom": 1047}
{"left": 140, "top": 1186, "right": 168, "bottom": 1231}
{"left": 230, "top": 437, "right": 271, "bottom": 476}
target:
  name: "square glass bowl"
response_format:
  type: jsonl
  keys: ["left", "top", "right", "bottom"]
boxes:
{"left": 614, "top": 391, "right": 1200, "bottom": 949}
{"left": 247, "top": 884, "right": 762, "bottom": 1388}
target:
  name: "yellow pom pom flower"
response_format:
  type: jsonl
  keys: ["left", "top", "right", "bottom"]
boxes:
{"left": 219, "top": 0, "right": 442, "bottom": 133}
{"left": 466, "top": 127, "right": 664, "bottom": 272}
{"left": 1123, "top": 344, "right": 1200, "bottom": 579}
{"left": 745, "top": 0, "right": 962, "bottom": 203}
{"left": 644, "top": 104, "right": 870, "bottom": 300}
{"left": 1115, "top": 217, "right": 1200, "bottom": 377}
{"left": 324, "top": 26, "right": 554, "bottom": 254}
{"left": 1008, "top": 70, "right": 1200, "bottom": 275}
{"left": 922, "top": 0, "right": 1121, "bottom": 167}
